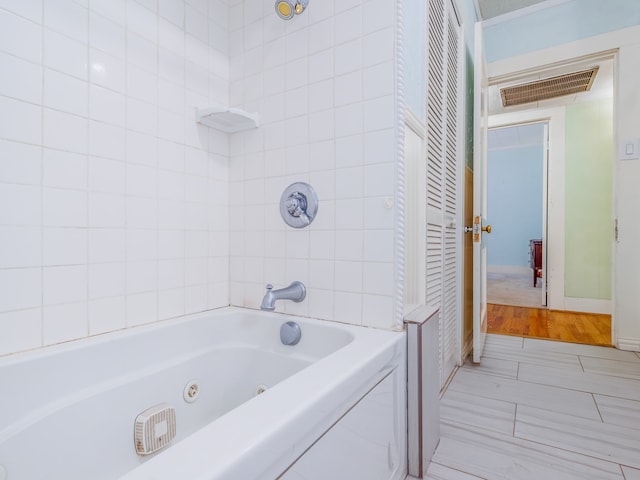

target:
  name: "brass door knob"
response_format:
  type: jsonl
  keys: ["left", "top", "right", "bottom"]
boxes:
{"left": 482, "top": 225, "right": 492, "bottom": 234}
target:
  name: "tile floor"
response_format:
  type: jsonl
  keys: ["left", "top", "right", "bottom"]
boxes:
{"left": 426, "top": 334, "right": 640, "bottom": 480}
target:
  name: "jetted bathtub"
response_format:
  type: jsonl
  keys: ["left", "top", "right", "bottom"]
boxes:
{"left": 0, "top": 307, "right": 406, "bottom": 480}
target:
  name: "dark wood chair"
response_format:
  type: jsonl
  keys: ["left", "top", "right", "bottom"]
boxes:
{"left": 530, "top": 239, "right": 542, "bottom": 287}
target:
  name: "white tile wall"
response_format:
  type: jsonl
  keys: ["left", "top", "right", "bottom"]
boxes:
{"left": 228, "top": 0, "right": 397, "bottom": 329}
{"left": 0, "top": 0, "right": 399, "bottom": 355}
{"left": 0, "top": 1, "right": 230, "bottom": 356}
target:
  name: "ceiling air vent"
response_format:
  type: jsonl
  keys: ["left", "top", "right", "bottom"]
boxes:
{"left": 500, "top": 66, "right": 599, "bottom": 107}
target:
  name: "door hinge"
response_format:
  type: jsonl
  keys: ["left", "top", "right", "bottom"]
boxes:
{"left": 614, "top": 219, "right": 619, "bottom": 242}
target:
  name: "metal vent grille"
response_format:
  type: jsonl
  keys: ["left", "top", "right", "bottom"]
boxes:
{"left": 500, "top": 67, "right": 599, "bottom": 107}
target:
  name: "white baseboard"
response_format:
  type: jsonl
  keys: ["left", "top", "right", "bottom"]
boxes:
{"left": 487, "top": 265, "right": 531, "bottom": 275}
{"left": 617, "top": 337, "right": 640, "bottom": 352}
{"left": 562, "top": 297, "right": 611, "bottom": 315}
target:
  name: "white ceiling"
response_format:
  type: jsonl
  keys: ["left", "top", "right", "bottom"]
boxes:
{"left": 476, "top": 0, "right": 548, "bottom": 20}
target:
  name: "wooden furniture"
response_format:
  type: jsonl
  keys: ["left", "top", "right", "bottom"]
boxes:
{"left": 530, "top": 239, "right": 542, "bottom": 287}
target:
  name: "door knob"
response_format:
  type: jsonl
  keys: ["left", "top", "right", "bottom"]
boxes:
{"left": 482, "top": 225, "right": 492, "bottom": 234}
{"left": 464, "top": 226, "right": 473, "bottom": 233}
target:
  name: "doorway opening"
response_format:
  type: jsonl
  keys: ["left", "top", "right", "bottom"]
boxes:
{"left": 480, "top": 54, "right": 615, "bottom": 347}
{"left": 486, "top": 122, "right": 547, "bottom": 309}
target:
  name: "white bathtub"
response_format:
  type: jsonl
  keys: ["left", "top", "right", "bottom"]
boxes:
{"left": 0, "top": 307, "right": 406, "bottom": 480}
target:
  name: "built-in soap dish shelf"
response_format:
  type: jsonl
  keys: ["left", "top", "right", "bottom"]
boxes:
{"left": 196, "top": 106, "right": 259, "bottom": 133}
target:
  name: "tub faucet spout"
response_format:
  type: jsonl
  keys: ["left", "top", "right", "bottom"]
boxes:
{"left": 260, "top": 281, "right": 306, "bottom": 311}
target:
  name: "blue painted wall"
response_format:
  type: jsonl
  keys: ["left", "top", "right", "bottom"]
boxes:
{"left": 487, "top": 142, "right": 544, "bottom": 267}
{"left": 484, "top": 0, "right": 640, "bottom": 63}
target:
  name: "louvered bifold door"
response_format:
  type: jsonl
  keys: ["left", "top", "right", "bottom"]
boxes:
{"left": 425, "top": 0, "right": 462, "bottom": 388}
{"left": 442, "top": 6, "right": 461, "bottom": 384}
{"left": 425, "top": 0, "right": 446, "bottom": 385}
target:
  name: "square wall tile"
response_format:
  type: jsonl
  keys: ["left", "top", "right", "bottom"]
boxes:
{"left": 334, "top": 261, "right": 362, "bottom": 293}
{"left": 44, "top": 0, "right": 89, "bottom": 43}
{"left": 364, "top": 163, "right": 395, "bottom": 197}
{"left": 0, "top": 9, "right": 43, "bottom": 63}
{"left": 334, "top": 38, "right": 362, "bottom": 76}
{"left": 88, "top": 157, "right": 126, "bottom": 194}
{"left": 0, "top": 0, "right": 43, "bottom": 24}
{"left": 44, "top": 29, "right": 87, "bottom": 80}
{"left": 362, "top": 294, "right": 393, "bottom": 329}
{"left": 126, "top": 292, "right": 158, "bottom": 327}
{"left": 335, "top": 230, "right": 363, "bottom": 261}
{"left": 0, "top": 308, "right": 42, "bottom": 356}
{"left": 91, "top": 0, "right": 126, "bottom": 24}
{"left": 0, "top": 140, "right": 41, "bottom": 186}
{"left": 127, "top": 32, "right": 158, "bottom": 74}
{"left": 126, "top": 1, "right": 158, "bottom": 42}
{"left": 43, "top": 228, "right": 88, "bottom": 266}
{"left": 0, "top": 268, "right": 41, "bottom": 312}
{"left": 126, "top": 260, "right": 158, "bottom": 294}
{"left": 364, "top": 95, "right": 394, "bottom": 132}
{"left": 89, "top": 84, "right": 126, "bottom": 126}
{"left": 185, "top": 284, "right": 208, "bottom": 313}
{"left": 158, "top": 288, "right": 185, "bottom": 319}
{"left": 43, "top": 109, "right": 88, "bottom": 154}
{"left": 90, "top": 12, "right": 126, "bottom": 58}
{"left": 0, "top": 227, "right": 42, "bottom": 268}
{"left": 363, "top": 28, "right": 393, "bottom": 67}
{"left": 89, "top": 296, "right": 126, "bottom": 335}
{"left": 0, "top": 52, "right": 43, "bottom": 104}
{"left": 43, "top": 265, "right": 87, "bottom": 305}
{"left": 43, "top": 150, "right": 87, "bottom": 191}
{"left": 363, "top": 261, "right": 394, "bottom": 295}
{"left": 43, "top": 302, "right": 87, "bottom": 345}
{"left": 334, "top": 291, "right": 362, "bottom": 325}
{"left": 0, "top": 96, "right": 42, "bottom": 145}
{"left": 88, "top": 228, "right": 126, "bottom": 263}
{"left": 334, "top": 103, "right": 363, "bottom": 138}
{"left": 88, "top": 262, "right": 125, "bottom": 299}
{"left": 308, "top": 288, "right": 334, "bottom": 320}
{"left": 88, "top": 192, "right": 125, "bottom": 228}
{"left": 363, "top": 229, "right": 394, "bottom": 263}
{"left": 334, "top": 6, "right": 362, "bottom": 45}
{"left": 0, "top": 183, "right": 41, "bottom": 226}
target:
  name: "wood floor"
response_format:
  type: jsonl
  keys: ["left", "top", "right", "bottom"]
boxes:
{"left": 487, "top": 303, "right": 612, "bottom": 346}
{"left": 426, "top": 334, "right": 640, "bottom": 480}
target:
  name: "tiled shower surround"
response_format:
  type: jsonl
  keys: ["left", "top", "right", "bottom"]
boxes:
{"left": 0, "top": 0, "right": 399, "bottom": 356}
{"left": 226, "top": 0, "right": 397, "bottom": 326}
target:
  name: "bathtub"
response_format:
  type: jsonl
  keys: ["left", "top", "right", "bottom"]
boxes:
{"left": 0, "top": 307, "right": 406, "bottom": 480}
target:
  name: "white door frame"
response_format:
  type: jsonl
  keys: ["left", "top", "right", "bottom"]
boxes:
{"left": 489, "top": 108, "right": 565, "bottom": 310}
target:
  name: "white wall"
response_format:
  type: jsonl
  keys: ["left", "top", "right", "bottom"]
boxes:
{"left": 226, "top": 0, "right": 399, "bottom": 329}
{"left": 0, "top": 0, "right": 231, "bottom": 356}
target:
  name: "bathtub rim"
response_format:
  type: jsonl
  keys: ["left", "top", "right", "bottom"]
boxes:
{"left": 118, "top": 309, "right": 406, "bottom": 480}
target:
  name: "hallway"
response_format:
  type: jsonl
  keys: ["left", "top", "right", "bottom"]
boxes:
{"left": 427, "top": 334, "right": 640, "bottom": 479}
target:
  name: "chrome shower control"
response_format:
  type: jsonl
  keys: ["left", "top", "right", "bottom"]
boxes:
{"left": 284, "top": 192, "right": 310, "bottom": 224}
{"left": 279, "top": 182, "right": 318, "bottom": 228}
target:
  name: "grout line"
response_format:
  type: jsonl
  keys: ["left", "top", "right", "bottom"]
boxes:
{"left": 578, "top": 355, "right": 585, "bottom": 372}
{"left": 592, "top": 393, "right": 604, "bottom": 423}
